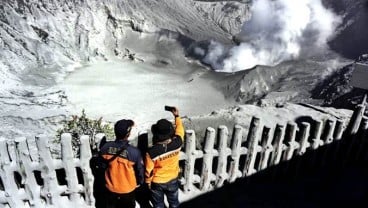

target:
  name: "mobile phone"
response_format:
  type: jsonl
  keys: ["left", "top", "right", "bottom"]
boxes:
{"left": 165, "top": 106, "right": 175, "bottom": 112}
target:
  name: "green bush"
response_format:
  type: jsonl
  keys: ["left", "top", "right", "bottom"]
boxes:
{"left": 56, "top": 110, "right": 114, "bottom": 154}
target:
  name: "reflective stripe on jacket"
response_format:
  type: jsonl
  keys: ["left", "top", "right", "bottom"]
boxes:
{"left": 145, "top": 117, "right": 185, "bottom": 184}
{"left": 100, "top": 140, "right": 144, "bottom": 194}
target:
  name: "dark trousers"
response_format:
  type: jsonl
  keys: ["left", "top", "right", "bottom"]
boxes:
{"left": 136, "top": 185, "right": 153, "bottom": 208}
{"left": 105, "top": 190, "right": 136, "bottom": 208}
{"left": 151, "top": 179, "right": 180, "bottom": 208}
{"left": 93, "top": 178, "right": 109, "bottom": 208}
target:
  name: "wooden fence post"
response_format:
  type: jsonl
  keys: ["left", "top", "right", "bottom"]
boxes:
{"left": 311, "top": 120, "right": 324, "bottom": 150}
{"left": 258, "top": 126, "right": 273, "bottom": 171}
{"left": 200, "top": 127, "right": 216, "bottom": 191}
{"left": 296, "top": 122, "right": 311, "bottom": 156}
{"left": 15, "top": 137, "right": 43, "bottom": 207}
{"left": 183, "top": 130, "right": 196, "bottom": 193}
{"left": 333, "top": 120, "right": 345, "bottom": 141}
{"left": 35, "top": 135, "right": 63, "bottom": 205}
{"left": 216, "top": 126, "right": 231, "bottom": 187}
{"left": 322, "top": 119, "right": 336, "bottom": 145}
{"left": 346, "top": 103, "right": 366, "bottom": 136}
{"left": 283, "top": 123, "right": 298, "bottom": 162}
{"left": 26, "top": 136, "right": 39, "bottom": 162}
{"left": 61, "top": 134, "right": 82, "bottom": 204}
{"left": 294, "top": 122, "right": 311, "bottom": 180}
{"left": 229, "top": 125, "right": 244, "bottom": 182}
{"left": 79, "top": 135, "right": 95, "bottom": 206}
{"left": 270, "top": 124, "right": 286, "bottom": 166}
{"left": 0, "top": 138, "right": 24, "bottom": 207}
{"left": 243, "top": 117, "right": 262, "bottom": 176}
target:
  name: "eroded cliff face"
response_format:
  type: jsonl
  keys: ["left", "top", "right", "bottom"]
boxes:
{"left": 0, "top": 0, "right": 249, "bottom": 91}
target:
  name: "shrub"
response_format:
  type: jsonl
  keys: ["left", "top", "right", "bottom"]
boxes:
{"left": 56, "top": 110, "right": 114, "bottom": 155}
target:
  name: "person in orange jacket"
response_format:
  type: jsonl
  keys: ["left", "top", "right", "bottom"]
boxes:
{"left": 100, "top": 119, "right": 144, "bottom": 208}
{"left": 145, "top": 107, "right": 185, "bottom": 208}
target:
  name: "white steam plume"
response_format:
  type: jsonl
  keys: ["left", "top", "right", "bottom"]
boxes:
{"left": 200, "top": 0, "right": 341, "bottom": 72}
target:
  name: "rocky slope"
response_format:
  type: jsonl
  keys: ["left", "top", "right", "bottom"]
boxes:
{"left": 0, "top": 0, "right": 367, "bottom": 138}
{"left": 326, "top": 0, "right": 368, "bottom": 59}
{"left": 0, "top": 0, "right": 249, "bottom": 91}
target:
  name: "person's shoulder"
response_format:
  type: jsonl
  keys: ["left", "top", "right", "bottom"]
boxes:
{"left": 147, "top": 144, "right": 162, "bottom": 158}
{"left": 99, "top": 141, "right": 115, "bottom": 153}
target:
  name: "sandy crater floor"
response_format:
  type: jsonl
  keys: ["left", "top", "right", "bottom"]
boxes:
{"left": 60, "top": 60, "right": 234, "bottom": 130}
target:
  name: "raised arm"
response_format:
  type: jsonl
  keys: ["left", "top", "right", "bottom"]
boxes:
{"left": 171, "top": 107, "right": 184, "bottom": 140}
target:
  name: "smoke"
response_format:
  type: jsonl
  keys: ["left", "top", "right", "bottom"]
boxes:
{"left": 199, "top": 0, "right": 341, "bottom": 72}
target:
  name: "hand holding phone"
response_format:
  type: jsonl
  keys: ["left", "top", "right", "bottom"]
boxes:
{"left": 164, "top": 106, "right": 179, "bottom": 117}
{"left": 165, "top": 106, "right": 175, "bottom": 112}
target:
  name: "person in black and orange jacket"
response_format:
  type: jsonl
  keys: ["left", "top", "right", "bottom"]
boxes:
{"left": 100, "top": 119, "right": 144, "bottom": 208}
{"left": 145, "top": 107, "right": 184, "bottom": 208}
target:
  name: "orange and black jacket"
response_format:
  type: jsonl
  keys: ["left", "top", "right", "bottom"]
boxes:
{"left": 145, "top": 117, "right": 185, "bottom": 184}
{"left": 100, "top": 140, "right": 144, "bottom": 194}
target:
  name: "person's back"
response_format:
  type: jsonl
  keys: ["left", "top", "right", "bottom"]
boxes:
{"left": 145, "top": 107, "right": 184, "bottom": 208}
{"left": 100, "top": 119, "right": 144, "bottom": 208}
{"left": 100, "top": 140, "right": 142, "bottom": 194}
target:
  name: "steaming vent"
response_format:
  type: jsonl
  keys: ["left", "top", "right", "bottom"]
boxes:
{"left": 194, "top": 0, "right": 342, "bottom": 72}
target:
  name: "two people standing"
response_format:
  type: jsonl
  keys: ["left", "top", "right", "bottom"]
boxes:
{"left": 96, "top": 106, "right": 184, "bottom": 208}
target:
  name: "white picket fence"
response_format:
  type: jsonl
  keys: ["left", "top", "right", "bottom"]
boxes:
{"left": 0, "top": 134, "right": 94, "bottom": 207}
{"left": 0, "top": 98, "right": 367, "bottom": 207}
